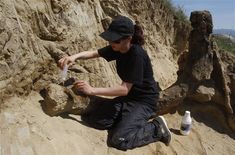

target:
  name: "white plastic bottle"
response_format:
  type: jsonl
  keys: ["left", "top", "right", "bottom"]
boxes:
{"left": 180, "top": 111, "right": 192, "bottom": 135}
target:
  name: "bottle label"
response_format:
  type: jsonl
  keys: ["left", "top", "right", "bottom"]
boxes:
{"left": 180, "top": 123, "right": 191, "bottom": 132}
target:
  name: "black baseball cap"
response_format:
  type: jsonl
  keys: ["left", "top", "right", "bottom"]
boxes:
{"left": 100, "top": 15, "right": 134, "bottom": 42}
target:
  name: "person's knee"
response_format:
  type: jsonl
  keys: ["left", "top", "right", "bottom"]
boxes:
{"left": 108, "top": 133, "right": 130, "bottom": 150}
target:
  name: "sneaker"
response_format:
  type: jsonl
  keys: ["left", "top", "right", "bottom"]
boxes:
{"left": 155, "top": 116, "right": 172, "bottom": 146}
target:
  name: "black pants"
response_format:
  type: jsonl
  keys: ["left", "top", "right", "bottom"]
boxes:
{"left": 81, "top": 97, "right": 162, "bottom": 150}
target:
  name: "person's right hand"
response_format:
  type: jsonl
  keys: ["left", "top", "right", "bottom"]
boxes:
{"left": 58, "top": 56, "right": 75, "bottom": 69}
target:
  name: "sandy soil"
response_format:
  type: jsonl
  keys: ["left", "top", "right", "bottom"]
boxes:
{"left": 1, "top": 91, "right": 235, "bottom": 155}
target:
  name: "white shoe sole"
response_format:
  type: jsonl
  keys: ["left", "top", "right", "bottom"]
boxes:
{"left": 158, "top": 116, "right": 172, "bottom": 145}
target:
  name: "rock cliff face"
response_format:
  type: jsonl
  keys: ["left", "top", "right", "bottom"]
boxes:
{"left": 156, "top": 11, "right": 235, "bottom": 131}
{"left": 0, "top": 0, "right": 189, "bottom": 103}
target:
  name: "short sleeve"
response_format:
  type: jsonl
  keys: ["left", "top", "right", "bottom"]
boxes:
{"left": 98, "top": 45, "right": 120, "bottom": 61}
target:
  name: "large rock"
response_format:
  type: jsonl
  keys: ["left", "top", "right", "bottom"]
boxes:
{"left": 42, "top": 83, "right": 90, "bottom": 116}
{"left": 183, "top": 10, "right": 214, "bottom": 83}
{"left": 157, "top": 11, "right": 235, "bottom": 131}
{"left": 189, "top": 85, "right": 215, "bottom": 103}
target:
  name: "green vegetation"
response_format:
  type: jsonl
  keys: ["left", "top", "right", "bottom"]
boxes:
{"left": 213, "top": 35, "right": 235, "bottom": 55}
{"left": 161, "top": 0, "right": 189, "bottom": 23}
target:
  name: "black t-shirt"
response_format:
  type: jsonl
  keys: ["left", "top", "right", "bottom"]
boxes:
{"left": 98, "top": 44, "right": 159, "bottom": 102}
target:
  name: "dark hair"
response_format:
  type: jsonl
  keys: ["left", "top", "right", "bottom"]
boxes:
{"left": 131, "top": 21, "right": 145, "bottom": 45}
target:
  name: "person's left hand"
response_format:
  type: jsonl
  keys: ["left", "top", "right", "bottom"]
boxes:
{"left": 74, "top": 80, "right": 94, "bottom": 95}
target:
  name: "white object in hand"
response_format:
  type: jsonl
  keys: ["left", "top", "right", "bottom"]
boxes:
{"left": 61, "top": 64, "right": 68, "bottom": 81}
{"left": 180, "top": 111, "right": 192, "bottom": 135}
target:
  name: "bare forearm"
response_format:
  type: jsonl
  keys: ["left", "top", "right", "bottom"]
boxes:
{"left": 72, "top": 50, "right": 99, "bottom": 60}
{"left": 92, "top": 85, "right": 129, "bottom": 97}
{"left": 74, "top": 80, "right": 132, "bottom": 97}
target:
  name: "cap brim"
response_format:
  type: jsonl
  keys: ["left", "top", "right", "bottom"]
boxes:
{"left": 99, "top": 30, "right": 123, "bottom": 42}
